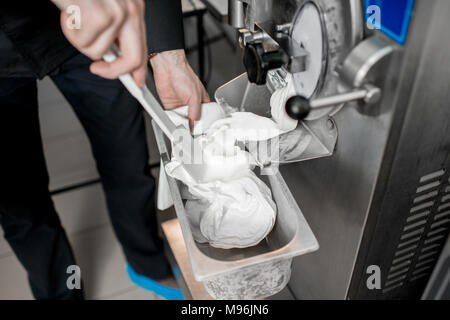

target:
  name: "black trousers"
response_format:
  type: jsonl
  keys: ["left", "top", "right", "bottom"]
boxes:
{"left": 0, "top": 54, "right": 171, "bottom": 299}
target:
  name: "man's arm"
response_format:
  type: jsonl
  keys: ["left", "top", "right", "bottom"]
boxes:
{"left": 145, "top": 0, "right": 185, "bottom": 53}
{"left": 53, "top": 0, "right": 208, "bottom": 126}
{"left": 146, "top": 0, "right": 209, "bottom": 128}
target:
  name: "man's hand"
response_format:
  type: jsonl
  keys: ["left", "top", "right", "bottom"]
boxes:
{"left": 53, "top": 0, "right": 147, "bottom": 87}
{"left": 150, "top": 50, "right": 210, "bottom": 128}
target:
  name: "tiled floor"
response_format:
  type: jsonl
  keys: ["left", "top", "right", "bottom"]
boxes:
{"left": 0, "top": 12, "right": 243, "bottom": 300}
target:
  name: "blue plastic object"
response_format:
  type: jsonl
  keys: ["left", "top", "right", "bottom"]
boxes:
{"left": 365, "top": 0, "right": 415, "bottom": 45}
{"left": 126, "top": 264, "right": 184, "bottom": 300}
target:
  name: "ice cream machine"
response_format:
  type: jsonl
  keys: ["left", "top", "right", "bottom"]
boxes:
{"left": 225, "top": 0, "right": 450, "bottom": 299}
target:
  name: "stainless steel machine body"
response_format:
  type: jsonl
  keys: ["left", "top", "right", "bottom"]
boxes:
{"left": 226, "top": 0, "right": 450, "bottom": 299}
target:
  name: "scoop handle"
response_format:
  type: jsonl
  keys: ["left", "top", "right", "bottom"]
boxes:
{"left": 103, "top": 46, "right": 197, "bottom": 165}
{"left": 103, "top": 46, "right": 178, "bottom": 140}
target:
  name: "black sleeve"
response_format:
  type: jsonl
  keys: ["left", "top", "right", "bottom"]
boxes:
{"left": 145, "top": 0, "right": 185, "bottom": 53}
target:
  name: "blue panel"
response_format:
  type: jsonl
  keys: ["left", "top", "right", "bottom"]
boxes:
{"left": 365, "top": 0, "right": 415, "bottom": 45}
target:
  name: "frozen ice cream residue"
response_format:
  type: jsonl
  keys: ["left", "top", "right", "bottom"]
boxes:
{"left": 162, "top": 78, "right": 302, "bottom": 249}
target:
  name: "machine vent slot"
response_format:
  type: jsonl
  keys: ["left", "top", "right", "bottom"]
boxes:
{"left": 392, "top": 253, "right": 415, "bottom": 265}
{"left": 383, "top": 169, "right": 450, "bottom": 293}
{"left": 403, "top": 220, "right": 427, "bottom": 231}
{"left": 413, "top": 191, "right": 438, "bottom": 204}
{"left": 409, "top": 273, "right": 430, "bottom": 282}
{"left": 384, "top": 275, "right": 407, "bottom": 288}
{"left": 398, "top": 236, "right": 421, "bottom": 248}
{"left": 417, "top": 250, "right": 439, "bottom": 261}
{"left": 438, "top": 203, "right": 450, "bottom": 212}
{"left": 409, "top": 201, "right": 434, "bottom": 213}
{"left": 407, "top": 211, "right": 430, "bottom": 223}
{"left": 394, "top": 245, "right": 418, "bottom": 256}
{"left": 400, "top": 228, "right": 424, "bottom": 241}
{"left": 419, "top": 169, "right": 445, "bottom": 183}
{"left": 421, "top": 243, "right": 441, "bottom": 252}
{"left": 423, "top": 234, "right": 446, "bottom": 245}
{"left": 430, "top": 219, "right": 450, "bottom": 229}
{"left": 382, "top": 281, "right": 404, "bottom": 293}
{"left": 416, "top": 181, "right": 440, "bottom": 193}
{"left": 412, "top": 265, "right": 433, "bottom": 275}
{"left": 389, "top": 260, "right": 412, "bottom": 272}
{"left": 387, "top": 267, "right": 409, "bottom": 280}
{"left": 435, "top": 211, "right": 450, "bottom": 220}
{"left": 427, "top": 227, "right": 448, "bottom": 238}
{"left": 414, "top": 258, "right": 434, "bottom": 269}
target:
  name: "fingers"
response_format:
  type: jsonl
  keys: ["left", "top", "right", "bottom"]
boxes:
{"left": 187, "top": 94, "right": 202, "bottom": 130}
{"left": 186, "top": 85, "right": 210, "bottom": 129}
{"left": 89, "top": 0, "right": 147, "bottom": 86}
{"left": 188, "top": 80, "right": 210, "bottom": 128}
{"left": 60, "top": 11, "right": 107, "bottom": 50}
{"left": 150, "top": 49, "right": 211, "bottom": 128}
{"left": 133, "top": 1, "right": 148, "bottom": 87}
{"left": 59, "top": 0, "right": 147, "bottom": 86}
{"left": 60, "top": 1, "right": 127, "bottom": 56}
{"left": 80, "top": 18, "right": 125, "bottom": 60}
{"left": 131, "top": 63, "right": 148, "bottom": 87}
{"left": 202, "top": 86, "right": 211, "bottom": 103}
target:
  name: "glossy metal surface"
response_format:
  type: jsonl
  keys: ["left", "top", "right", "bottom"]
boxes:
{"left": 224, "top": 0, "right": 450, "bottom": 300}
{"left": 348, "top": 0, "right": 450, "bottom": 299}
{"left": 231, "top": 0, "right": 364, "bottom": 120}
{"left": 228, "top": 0, "right": 245, "bottom": 28}
{"left": 339, "top": 36, "right": 396, "bottom": 88}
{"left": 287, "top": 0, "right": 450, "bottom": 299}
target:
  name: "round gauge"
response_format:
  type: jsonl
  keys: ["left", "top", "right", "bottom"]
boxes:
{"left": 291, "top": 3, "right": 323, "bottom": 102}
{"left": 290, "top": 0, "right": 363, "bottom": 120}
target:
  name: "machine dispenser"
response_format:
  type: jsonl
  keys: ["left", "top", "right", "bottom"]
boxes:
{"left": 223, "top": 0, "right": 450, "bottom": 299}
{"left": 153, "top": 0, "right": 450, "bottom": 299}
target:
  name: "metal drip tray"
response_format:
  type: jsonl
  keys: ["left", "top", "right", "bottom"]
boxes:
{"left": 152, "top": 115, "right": 319, "bottom": 299}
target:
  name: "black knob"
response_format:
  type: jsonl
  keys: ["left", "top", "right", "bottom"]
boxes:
{"left": 244, "top": 43, "right": 286, "bottom": 85}
{"left": 285, "top": 95, "right": 311, "bottom": 120}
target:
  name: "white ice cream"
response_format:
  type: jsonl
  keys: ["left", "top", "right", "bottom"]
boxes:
{"left": 184, "top": 171, "right": 276, "bottom": 249}
{"left": 165, "top": 103, "right": 226, "bottom": 136}
{"left": 162, "top": 96, "right": 301, "bottom": 249}
{"left": 270, "top": 73, "right": 299, "bottom": 132}
{"left": 164, "top": 103, "right": 282, "bottom": 249}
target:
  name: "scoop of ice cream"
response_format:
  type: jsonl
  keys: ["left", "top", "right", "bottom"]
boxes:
{"left": 164, "top": 105, "right": 279, "bottom": 249}
{"left": 166, "top": 102, "right": 226, "bottom": 136}
{"left": 207, "top": 112, "right": 283, "bottom": 142}
{"left": 270, "top": 74, "right": 299, "bottom": 132}
{"left": 168, "top": 111, "right": 283, "bottom": 184}
{"left": 163, "top": 91, "right": 312, "bottom": 249}
{"left": 185, "top": 171, "right": 276, "bottom": 249}
{"left": 166, "top": 102, "right": 253, "bottom": 184}
{"left": 166, "top": 132, "right": 257, "bottom": 185}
